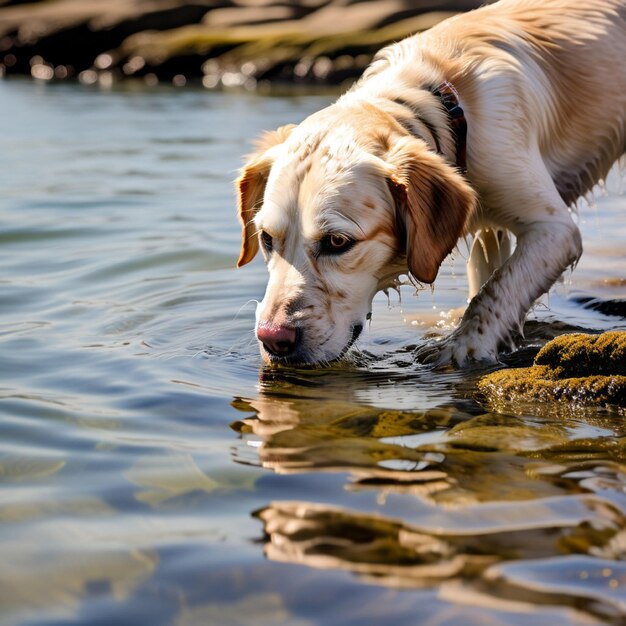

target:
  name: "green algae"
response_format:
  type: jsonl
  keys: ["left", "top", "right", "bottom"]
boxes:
{"left": 478, "top": 332, "right": 626, "bottom": 411}
{"left": 535, "top": 331, "right": 626, "bottom": 378}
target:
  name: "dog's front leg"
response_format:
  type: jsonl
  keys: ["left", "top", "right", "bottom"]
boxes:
{"left": 417, "top": 217, "right": 582, "bottom": 367}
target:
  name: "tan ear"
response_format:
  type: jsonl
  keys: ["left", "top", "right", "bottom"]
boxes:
{"left": 236, "top": 124, "right": 295, "bottom": 268}
{"left": 386, "top": 137, "right": 476, "bottom": 283}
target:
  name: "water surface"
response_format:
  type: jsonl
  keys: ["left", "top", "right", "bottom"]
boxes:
{"left": 1, "top": 79, "right": 626, "bottom": 626}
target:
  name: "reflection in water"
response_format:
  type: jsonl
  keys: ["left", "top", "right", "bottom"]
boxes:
{"left": 231, "top": 374, "right": 626, "bottom": 624}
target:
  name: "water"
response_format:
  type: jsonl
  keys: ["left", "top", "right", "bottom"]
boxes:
{"left": 1, "top": 78, "right": 625, "bottom": 626}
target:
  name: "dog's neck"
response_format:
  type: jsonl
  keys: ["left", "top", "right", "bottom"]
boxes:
{"left": 375, "top": 85, "right": 466, "bottom": 172}
{"left": 344, "top": 73, "right": 465, "bottom": 171}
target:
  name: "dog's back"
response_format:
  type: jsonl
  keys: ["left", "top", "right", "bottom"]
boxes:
{"left": 360, "top": 0, "right": 626, "bottom": 207}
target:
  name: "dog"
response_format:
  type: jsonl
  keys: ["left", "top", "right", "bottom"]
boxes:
{"left": 236, "top": 0, "right": 626, "bottom": 367}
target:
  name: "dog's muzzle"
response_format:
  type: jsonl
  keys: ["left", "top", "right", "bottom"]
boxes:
{"left": 257, "top": 322, "right": 300, "bottom": 358}
{"left": 256, "top": 321, "right": 364, "bottom": 364}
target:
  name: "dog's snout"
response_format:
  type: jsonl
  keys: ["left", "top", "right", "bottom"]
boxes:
{"left": 257, "top": 322, "right": 299, "bottom": 357}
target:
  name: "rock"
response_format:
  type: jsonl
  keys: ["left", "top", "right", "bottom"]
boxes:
{"left": 477, "top": 332, "right": 626, "bottom": 411}
{"left": 0, "top": 0, "right": 490, "bottom": 86}
{"left": 534, "top": 332, "right": 626, "bottom": 378}
{"left": 0, "top": 0, "right": 226, "bottom": 79}
{"left": 572, "top": 296, "right": 626, "bottom": 319}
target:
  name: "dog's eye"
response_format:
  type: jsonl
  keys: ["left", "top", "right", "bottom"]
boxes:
{"left": 260, "top": 230, "right": 273, "bottom": 253}
{"left": 319, "top": 233, "right": 356, "bottom": 256}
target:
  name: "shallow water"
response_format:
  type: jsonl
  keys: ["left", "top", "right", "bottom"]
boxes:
{"left": 1, "top": 79, "right": 625, "bottom": 626}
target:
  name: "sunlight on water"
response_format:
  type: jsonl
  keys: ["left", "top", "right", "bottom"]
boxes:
{"left": 0, "top": 79, "right": 625, "bottom": 626}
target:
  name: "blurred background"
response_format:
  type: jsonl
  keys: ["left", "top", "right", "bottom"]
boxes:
{"left": 0, "top": 0, "right": 491, "bottom": 88}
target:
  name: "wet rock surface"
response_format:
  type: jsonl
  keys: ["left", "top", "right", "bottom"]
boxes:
{"left": 478, "top": 332, "right": 626, "bottom": 411}
{"left": 0, "top": 0, "right": 490, "bottom": 86}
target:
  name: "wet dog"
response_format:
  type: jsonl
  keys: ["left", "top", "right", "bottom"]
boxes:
{"left": 236, "top": 0, "right": 626, "bottom": 367}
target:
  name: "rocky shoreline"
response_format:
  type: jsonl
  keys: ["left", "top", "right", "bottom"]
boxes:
{"left": 0, "top": 0, "right": 488, "bottom": 87}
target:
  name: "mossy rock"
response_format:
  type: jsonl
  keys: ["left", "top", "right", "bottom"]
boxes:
{"left": 478, "top": 332, "right": 626, "bottom": 410}
{"left": 534, "top": 331, "right": 626, "bottom": 378}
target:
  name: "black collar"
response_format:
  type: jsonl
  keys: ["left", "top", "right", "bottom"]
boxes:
{"left": 432, "top": 81, "right": 467, "bottom": 173}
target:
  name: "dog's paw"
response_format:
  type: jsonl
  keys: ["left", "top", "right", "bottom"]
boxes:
{"left": 415, "top": 329, "right": 499, "bottom": 368}
{"left": 413, "top": 340, "right": 445, "bottom": 365}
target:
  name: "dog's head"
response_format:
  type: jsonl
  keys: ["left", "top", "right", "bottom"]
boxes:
{"left": 236, "top": 103, "right": 475, "bottom": 365}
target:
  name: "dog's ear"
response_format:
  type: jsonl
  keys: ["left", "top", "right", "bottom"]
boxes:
{"left": 386, "top": 137, "right": 476, "bottom": 283}
{"left": 236, "top": 124, "right": 295, "bottom": 267}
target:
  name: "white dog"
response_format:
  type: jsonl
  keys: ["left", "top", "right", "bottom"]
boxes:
{"left": 236, "top": 0, "right": 626, "bottom": 367}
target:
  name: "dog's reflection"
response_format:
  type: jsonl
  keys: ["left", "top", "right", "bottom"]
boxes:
{"left": 253, "top": 498, "right": 626, "bottom": 622}
{"left": 255, "top": 500, "right": 494, "bottom": 588}
{"left": 230, "top": 390, "right": 626, "bottom": 620}
{"left": 232, "top": 393, "right": 461, "bottom": 487}
{"left": 231, "top": 390, "right": 578, "bottom": 505}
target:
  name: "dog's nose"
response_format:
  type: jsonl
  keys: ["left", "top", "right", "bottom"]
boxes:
{"left": 257, "top": 322, "right": 298, "bottom": 357}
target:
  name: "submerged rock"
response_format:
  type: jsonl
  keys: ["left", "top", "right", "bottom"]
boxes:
{"left": 478, "top": 332, "right": 626, "bottom": 410}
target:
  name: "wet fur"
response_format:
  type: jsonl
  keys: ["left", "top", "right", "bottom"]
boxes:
{"left": 236, "top": 0, "right": 626, "bottom": 366}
